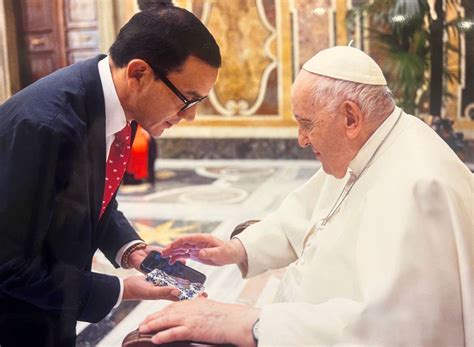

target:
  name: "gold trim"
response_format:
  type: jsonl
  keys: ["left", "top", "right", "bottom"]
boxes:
{"left": 177, "top": 118, "right": 297, "bottom": 127}
{"left": 172, "top": 0, "right": 296, "bottom": 130}
{"left": 276, "top": 0, "right": 294, "bottom": 123}
{"left": 335, "top": 0, "right": 348, "bottom": 45}
{"left": 444, "top": 0, "right": 460, "bottom": 121}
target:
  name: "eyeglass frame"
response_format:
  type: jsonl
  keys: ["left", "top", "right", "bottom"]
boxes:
{"left": 156, "top": 71, "right": 208, "bottom": 113}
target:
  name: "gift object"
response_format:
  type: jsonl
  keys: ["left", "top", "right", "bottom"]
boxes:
{"left": 146, "top": 268, "right": 205, "bottom": 300}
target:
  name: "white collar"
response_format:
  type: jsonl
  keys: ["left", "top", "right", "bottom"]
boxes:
{"left": 348, "top": 106, "right": 401, "bottom": 176}
{"left": 98, "top": 56, "right": 127, "bottom": 137}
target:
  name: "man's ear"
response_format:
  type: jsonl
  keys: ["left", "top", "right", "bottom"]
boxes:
{"left": 342, "top": 100, "right": 364, "bottom": 139}
{"left": 125, "top": 59, "right": 154, "bottom": 91}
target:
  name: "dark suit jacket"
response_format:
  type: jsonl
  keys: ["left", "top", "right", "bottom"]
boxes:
{"left": 0, "top": 55, "right": 141, "bottom": 346}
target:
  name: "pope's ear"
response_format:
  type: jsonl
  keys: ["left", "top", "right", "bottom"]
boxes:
{"left": 342, "top": 100, "right": 363, "bottom": 139}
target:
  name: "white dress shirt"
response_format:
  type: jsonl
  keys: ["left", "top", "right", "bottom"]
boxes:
{"left": 98, "top": 56, "right": 143, "bottom": 308}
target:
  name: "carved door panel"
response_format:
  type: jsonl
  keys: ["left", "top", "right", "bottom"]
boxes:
{"left": 64, "top": 0, "right": 99, "bottom": 64}
{"left": 15, "top": 0, "right": 98, "bottom": 87}
{"left": 16, "top": 0, "right": 65, "bottom": 86}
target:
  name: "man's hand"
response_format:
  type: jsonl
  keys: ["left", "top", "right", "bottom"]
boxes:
{"left": 161, "top": 234, "right": 247, "bottom": 266}
{"left": 139, "top": 298, "right": 260, "bottom": 346}
{"left": 122, "top": 275, "right": 181, "bottom": 301}
{"left": 128, "top": 244, "right": 163, "bottom": 272}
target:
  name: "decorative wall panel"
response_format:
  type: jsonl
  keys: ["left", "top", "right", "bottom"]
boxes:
{"left": 159, "top": 0, "right": 353, "bottom": 136}
{"left": 460, "top": 0, "right": 474, "bottom": 123}
{"left": 172, "top": 0, "right": 326, "bottom": 133}
{"left": 291, "top": 0, "right": 334, "bottom": 73}
{"left": 444, "top": 0, "right": 474, "bottom": 137}
{"left": 204, "top": 0, "right": 278, "bottom": 117}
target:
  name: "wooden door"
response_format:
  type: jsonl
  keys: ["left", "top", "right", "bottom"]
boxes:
{"left": 15, "top": 0, "right": 98, "bottom": 87}
{"left": 15, "top": 0, "right": 66, "bottom": 86}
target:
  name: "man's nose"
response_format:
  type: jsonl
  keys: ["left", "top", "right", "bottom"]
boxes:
{"left": 298, "top": 132, "right": 310, "bottom": 148}
{"left": 178, "top": 107, "right": 197, "bottom": 122}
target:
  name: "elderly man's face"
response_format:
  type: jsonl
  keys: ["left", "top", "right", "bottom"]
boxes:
{"left": 291, "top": 72, "right": 353, "bottom": 179}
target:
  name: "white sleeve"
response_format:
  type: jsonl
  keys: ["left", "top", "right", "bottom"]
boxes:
{"left": 256, "top": 178, "right": 472, "bottom": 346}
{"left": 113, "top": 277, "right": 124, "bottom": 309}
{"left": 236, "top": 170, "right": 326, "bottom": 278}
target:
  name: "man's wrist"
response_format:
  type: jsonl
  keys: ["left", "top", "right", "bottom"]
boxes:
{"left": 113, "top": 277, "right": 124, "bottom": 308}
{"left": 115, "top": 240, "right": 144, "bottom": 266}
{"left": 229, "top": 238, "right": 248, "bottom": 264}
{"left": 121, "top": 242, "right": 147, "bottom": 269}
{"left": 242, "top": 308, "right": 260, "bottom": 347}
{"left": 251, "top": 318, "right": 260, "bottom": 344}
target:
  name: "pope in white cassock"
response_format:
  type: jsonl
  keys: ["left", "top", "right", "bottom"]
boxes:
{"left": 138, "top": 46, "right": 474, "bottom": 347}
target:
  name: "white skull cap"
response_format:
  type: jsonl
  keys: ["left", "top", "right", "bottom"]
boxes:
{"left": 302, "top": 46, "right": 387, "bottom": 86}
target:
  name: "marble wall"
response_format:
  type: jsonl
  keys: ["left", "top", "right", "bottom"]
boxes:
{"left": 1, "top": 0, "right": 472, "bottom": 157}
{"left": 457, "top": 0, "right": 474, "bottom": 137}
{"left": 171, "top": 0, "right": 298, "bottom": 136}
{"left": 166, "top": 0, "right": 473, "bottom": 142}
{"left": 156, "top": 138, "right": 315, "bottom": 159}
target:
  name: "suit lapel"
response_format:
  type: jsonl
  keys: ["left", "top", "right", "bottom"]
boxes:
{"left": 79, "top": 57, "right": 138, "bottom": 229}
{"left": 81, "top": 55, "right": 107, "bottom": 227}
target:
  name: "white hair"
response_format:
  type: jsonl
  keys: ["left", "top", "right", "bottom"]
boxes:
{"left": 309, "top": 74, "right": 396, "bottom": 122}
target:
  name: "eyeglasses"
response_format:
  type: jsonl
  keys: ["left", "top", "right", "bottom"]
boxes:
{"left": 157, "top": 72, "right": 208, "bottom": 113}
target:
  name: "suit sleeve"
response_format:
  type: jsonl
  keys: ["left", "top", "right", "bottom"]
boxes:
{"left": 256, "top": 179, "right": 470, "bottom": 346}
{"left": 0, "top": 119, "right": 120, "bottom": 323}
{"left": 97, "top": 202, "right": 143, "bottom": 268}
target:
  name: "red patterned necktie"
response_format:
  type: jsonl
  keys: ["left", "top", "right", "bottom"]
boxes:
{"left": 99, "top": 123, "right": 131, "bottom": 218}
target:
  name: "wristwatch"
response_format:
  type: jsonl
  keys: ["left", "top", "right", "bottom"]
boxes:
{"left": 252, "top": 318, "right": 260, "bottom": 344}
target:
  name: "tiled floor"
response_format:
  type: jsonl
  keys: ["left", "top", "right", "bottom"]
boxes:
{"left": 76, "top": 159, "right": 321, "bottom": 346}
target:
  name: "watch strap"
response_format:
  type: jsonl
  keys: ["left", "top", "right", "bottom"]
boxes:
{"left": 251, "top": 318, "right": 260, "bottom": 344}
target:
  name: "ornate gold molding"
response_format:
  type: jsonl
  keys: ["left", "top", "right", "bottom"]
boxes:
{"left": 172, "top": 0, "right": 297, "bottom": 130}
{"left": 445, "top": 0, "right": 474, "bottom": 137}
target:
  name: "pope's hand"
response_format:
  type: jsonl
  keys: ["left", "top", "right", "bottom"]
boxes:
{"left": 139, "top": 298, "right": 260, "bottom": 346}
{"left": 128, "top": 244, "right": 163, "bottom": 272}
{"left": 122, "top": 275, "right": 180, "bottom": 301}
{"left": 161, "top": 234, "right": 247, "bottom": 266}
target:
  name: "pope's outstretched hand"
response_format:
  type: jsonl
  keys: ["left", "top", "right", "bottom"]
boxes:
{"left": 161, "top": 234, "right": 247, "bottom": 267}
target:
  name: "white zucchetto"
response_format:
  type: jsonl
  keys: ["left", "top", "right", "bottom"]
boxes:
{"left": 302, "top": 46, "right": 387, "bottom": 86}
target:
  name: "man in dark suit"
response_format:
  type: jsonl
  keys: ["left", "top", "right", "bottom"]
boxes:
{"left": 0, "top": 6, "right": 220, "bottom": 347}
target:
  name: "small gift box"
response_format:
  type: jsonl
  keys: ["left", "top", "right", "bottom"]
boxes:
{"left": 146, "top": 268, "right": 205, "bottom": 300}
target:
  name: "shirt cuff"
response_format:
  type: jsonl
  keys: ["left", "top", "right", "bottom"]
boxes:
{"left": 113, "top": 277, "right": 124, "bottom": 309}
{"left": 115, "top": 240, "right": 144, "bottom": 266}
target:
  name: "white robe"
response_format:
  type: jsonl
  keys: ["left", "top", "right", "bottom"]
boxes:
{"left": 236, "top": 107, "right": 473, "bottom": 346}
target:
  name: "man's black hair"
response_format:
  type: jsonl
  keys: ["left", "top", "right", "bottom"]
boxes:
{"left": 109, "top": 6, "right": 221, "bottom": 76}
{"left": 137, "top": 0, "right": 173, "bottom": 11}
